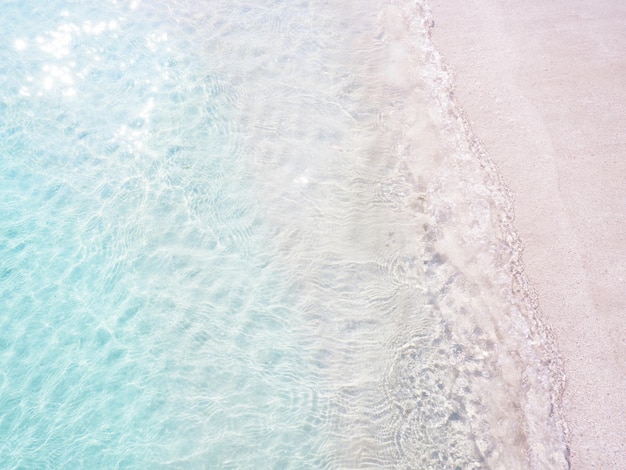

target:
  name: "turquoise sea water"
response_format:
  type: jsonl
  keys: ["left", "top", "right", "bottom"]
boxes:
{"left": 1, "top": 1, "right": 568, "bottom": 468}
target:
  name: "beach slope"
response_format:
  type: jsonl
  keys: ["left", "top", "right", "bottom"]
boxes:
{"left": 428, "top": 0, "right": 626, "bottom": 468}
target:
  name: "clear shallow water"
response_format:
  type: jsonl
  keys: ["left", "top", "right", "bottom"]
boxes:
{"left": 0, "top": 1, "right": 568, "bottom": 468}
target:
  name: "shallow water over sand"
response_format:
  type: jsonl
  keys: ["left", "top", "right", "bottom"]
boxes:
{"left": 0, "top": 0, "right": 568, "bottom": 468}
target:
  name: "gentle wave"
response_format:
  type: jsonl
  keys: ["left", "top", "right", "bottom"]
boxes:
{"left": 0, "top": 0, "right": 568, "bottom": 468}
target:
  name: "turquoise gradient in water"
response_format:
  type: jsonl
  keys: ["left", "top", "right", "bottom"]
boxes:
{"left": 0, "top": 1, "right": 331, "bottom": 468}
{"left": 1, "top": 0, "right": 570, "bottom": 468}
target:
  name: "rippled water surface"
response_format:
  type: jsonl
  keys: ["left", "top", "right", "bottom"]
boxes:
{"left": 1, "top": 1, "right": 568, "bottom": 468}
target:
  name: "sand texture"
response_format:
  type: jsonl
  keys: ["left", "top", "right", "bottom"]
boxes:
{"left": 427, "top": 0, "right": 626, "bottom": 468}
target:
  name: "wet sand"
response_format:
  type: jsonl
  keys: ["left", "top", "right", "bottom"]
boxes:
{"left": 427, "top": 0, "right": 626, "bottom": 468}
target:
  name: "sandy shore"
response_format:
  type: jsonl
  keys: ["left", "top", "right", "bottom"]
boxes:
{"left": 427, "top": 0, "right": 626, "bottom": 468}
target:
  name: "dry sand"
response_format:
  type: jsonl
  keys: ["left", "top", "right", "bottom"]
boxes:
{"left": 427, "top": 0, "right": 626, "bottom": 468}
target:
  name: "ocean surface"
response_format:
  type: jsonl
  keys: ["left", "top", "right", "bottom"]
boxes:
{"left": 0, "top": 1, "right": 569, "bottom": 468}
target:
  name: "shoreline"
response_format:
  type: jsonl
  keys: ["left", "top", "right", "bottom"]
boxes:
{"left": 427, "top": 0, "right": 626, "bottom": 467}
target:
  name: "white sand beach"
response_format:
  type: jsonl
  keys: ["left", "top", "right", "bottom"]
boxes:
{"left": 428, "top": 0, "right": 626, "bottom": 467}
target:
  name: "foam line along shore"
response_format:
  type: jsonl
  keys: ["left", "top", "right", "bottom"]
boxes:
{"left": 428, "top": 0, "right": 626, "bottom": 467}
